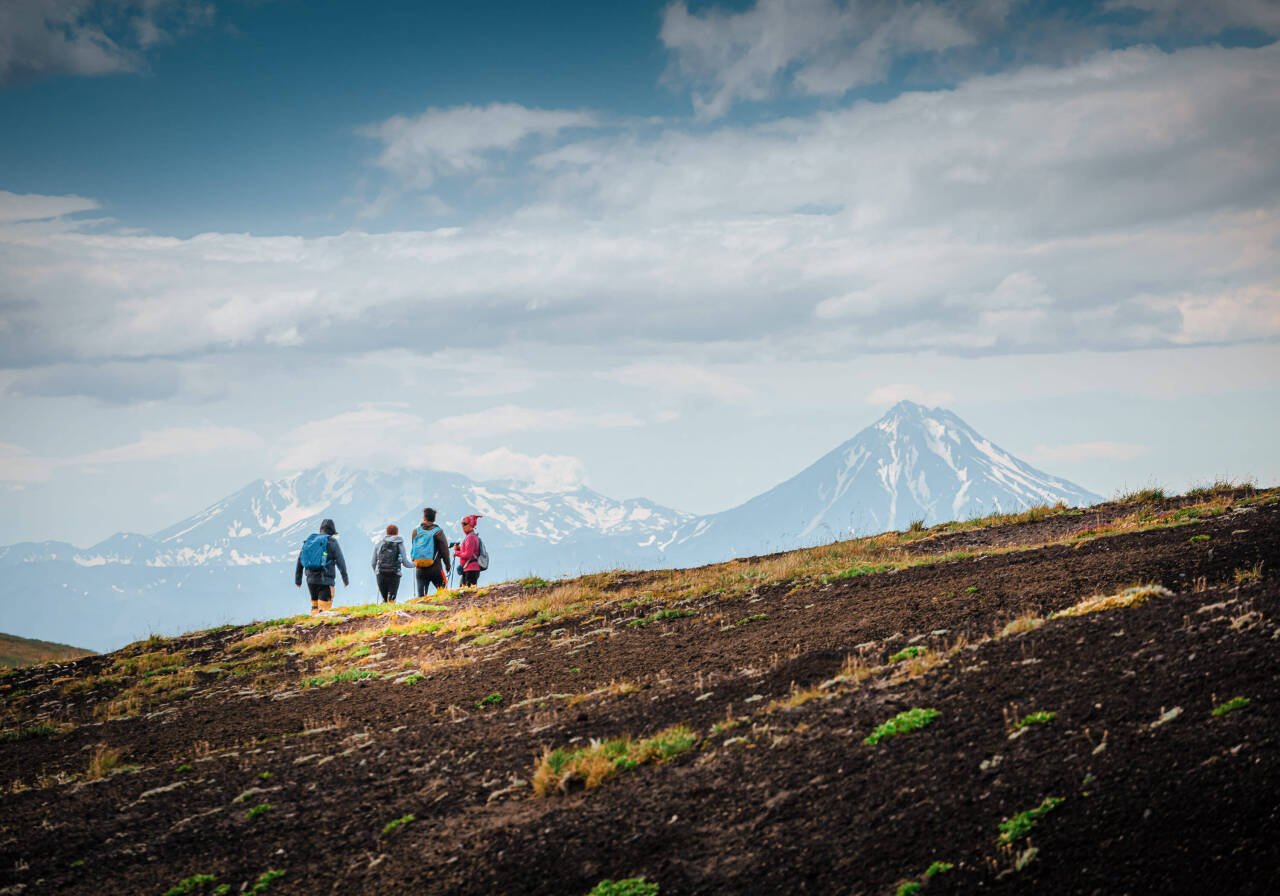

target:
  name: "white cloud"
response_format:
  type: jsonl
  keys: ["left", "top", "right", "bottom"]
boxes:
{"left": 660, "top": 0, "right": 996, "bottom": 117}
{"left": 434, "top": 406, "right": 644, "bottom": 440}
{"left": 866, "top": 384, "right": 955, "bottom": 407}
{"left": 1029, "top": 441, "right": 1152, "bottom": 463}
{"left": 606, "top": 362, "right": 754, "bottom": 403}
{"left": 0, "top": 0, "right": 215, "bottom": 86}
{"left": 1, "top": 43, "right": 1277, "bottom": 387}
{"left": 0, "top": 190, "right": 100, "bottom": 223}
{"left": 0, "top": 426, "right": 263, "bottom": 484}
{"left": 1106, "top": 0, "right": 1280, "bottom": 35}
{"left": 362, "top": 102, "right": 596, "bottom": 190}
{"left": 274, "top": 408, "right": 587, "bottom": 492}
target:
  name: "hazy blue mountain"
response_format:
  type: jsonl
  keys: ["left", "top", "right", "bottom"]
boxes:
{"left": 0, "top": 402, "right": 1099, "bottom": 651}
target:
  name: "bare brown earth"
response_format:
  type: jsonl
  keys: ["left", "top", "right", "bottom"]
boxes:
{"left": 1, "top": 490, "right": 1278, "bottom": 896}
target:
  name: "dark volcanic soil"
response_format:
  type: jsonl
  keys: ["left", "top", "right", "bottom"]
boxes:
{"left": 1, "top": 496, "right": 1278, "bottom": 896}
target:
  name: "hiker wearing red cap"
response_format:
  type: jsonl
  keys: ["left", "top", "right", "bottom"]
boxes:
{"left": 453, "top": 514, "right": 487, "bottom": 586}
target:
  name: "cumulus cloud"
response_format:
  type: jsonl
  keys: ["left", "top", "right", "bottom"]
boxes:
{"left": 274, "top": 409, "right": 587, "bottom": 492}
{"left": 1, "top": 43, "right": 1278, "bottom": 387}
{"left": 0, "top": 0, "right": 215, "bottom": 87}
{"left": 660, "top": 0, "right": 1005, "bottom": 117}
{"left": 362, "top": 103, "right": 596, "bottom": 191}
{"left": 1107, "top": 0, "right": 1280, "bottom": 36}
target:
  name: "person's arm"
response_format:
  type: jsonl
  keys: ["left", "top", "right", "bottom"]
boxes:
{"left": 434, "top": 528, "right": 451, "bottom": 572}
{"left": 457, "top": 532, "right": 478, "bottom": 566}
{"left": 295, "top": 554, "right": 303, "bottom": 587}
{"left": 331, "top": 538, "right": 349, "bottom": 586}
{"left": 400, "top": 541, "right": 412, "bottom": 569}
{"left": 371, "top": 543, "right": 378, "bottom": 572}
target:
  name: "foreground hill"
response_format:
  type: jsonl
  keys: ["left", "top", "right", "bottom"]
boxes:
{"left": 0, "top": 632, "right": 93, "bottom": 668}
{"left": 1, "top": 486, "right": 1276, "bottom": 895}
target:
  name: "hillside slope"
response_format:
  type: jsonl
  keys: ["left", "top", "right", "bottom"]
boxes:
{"left": 0, "top": 632, "right": 93, "bottom": 668}
{"left": 1, "top": 487, "right": 1276, "bottom": 895}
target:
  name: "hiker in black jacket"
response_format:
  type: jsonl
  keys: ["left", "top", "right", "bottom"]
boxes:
{"left": 410, "top": 507, "right": 451, "bottom": 598}
{"left": 371, "top": 523, "right": 413, "bottom": 603}
{"left": 294, "top": 518, "right": 349, "bottom": 615}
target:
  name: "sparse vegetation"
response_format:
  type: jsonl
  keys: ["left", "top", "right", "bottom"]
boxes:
{"left": 822, "top": 562, "right": 897, "bottom": 583}
{"left": 164, "top": 874, "right": 218, "bottom": 896}
{"left": 1188, "top": 534, "right": 1210, "bottom": 543}
{"left": 1013, "top": 710, "right": 1056, "bottom": 729}
{"left": 998, "top": 796, "right": 1064, "bottom": 844}
{"left": 1212, "top": 696, "right": 1251, "bottom": 717}
{"left": 85, "top": 743, "right": 124, "bottom": 781}
{"left": 1234, "top": 562, "right": 1263, "bottom": 585}
{"left": 250, "top": 869, "right": 286, "bottom": 894}
{"left": 475, "top": 692, "right": 503, "bottom": 709}
{"left": 864, "top": 708, "right": 940, "bottom": 746}
{"left": 532, "top": 725, "right": 697, "bottom": 796}
{"left": 382, "top": 813, "right": 415, "bottom": 836}
{"left": 893, "top": 883, "right": 922, "bottom": 896}
{"left": 1117, "top": 486, "right": 1167, "bottom": 504}
{"left": 246, "top": 803, "right": 273, "bottom": 820}
{"left": 303, "top": 669, "right": 380, "bottom": 688}
{"left": 587, "top": 879, "right": 659, "bottom": 896}
{"left": 628, "top": 609, "right": 697, "bottom": 627}
{"left": 924, "top": 861, "right": 954, "bottom": 878}
{"left": 889, "top": 646, "right": 927, "bottom": 663}
{"left": 1054, "top": 584, "right": 1172, "bottom": 618}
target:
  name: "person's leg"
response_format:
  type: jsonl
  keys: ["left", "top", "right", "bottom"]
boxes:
{"left": 427, "top": 565, "right": 446, "bottom": 595}
{"left": 387, "top": 573, "right": 401, "bottom": 603}
{"left": 415, "top": 568, "right": 429, "bottom": 598}
{"left": 308, "top": 582, "right": 325, "bottom": 614}
{"left": 461, "top": 569, "right": 479, "bottom": 587}
{"left": 375, "top": 573, "right": 390, "bottom": 602}
{"left": 318, "top": 585, "right": 334, "bottom": 613}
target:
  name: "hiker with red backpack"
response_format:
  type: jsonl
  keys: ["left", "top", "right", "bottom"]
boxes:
{"left": 453, "top": 514, "right": 488, "bottom": 587}
{"left": 294, "top": 518, "right": 349, "bottom": 615}
{"left": 371, "top": 523, "right": 413, "bottom": 603}
{"left": 409, "top": 507, "right": 451, "bottom": 598}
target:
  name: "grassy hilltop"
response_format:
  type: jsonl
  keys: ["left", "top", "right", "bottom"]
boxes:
{"left": 0, "top": 632, "right": 94, "bottom": 669}
{"left": 1, "top": 484, "right": 1278, "bottom": 895}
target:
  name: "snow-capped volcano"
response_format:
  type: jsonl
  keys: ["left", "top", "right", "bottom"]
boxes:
{"left": 665, "top": 401, "right": 1100, "bottom": 563}
{"left": 0, "top": 402, "right": 1099, "bottom": 651}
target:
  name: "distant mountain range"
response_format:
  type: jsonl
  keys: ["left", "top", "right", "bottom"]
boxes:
{"left": 0, "top": 401, "right": 1099, "bottom": 650}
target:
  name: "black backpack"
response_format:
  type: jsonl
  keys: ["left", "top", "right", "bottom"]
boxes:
{"left": 376, "top": 539, "right": 401, "bottom": 573}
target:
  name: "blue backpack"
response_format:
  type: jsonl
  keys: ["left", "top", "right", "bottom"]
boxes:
{"left": 300, "top": 533, "right": 330, "bottom": 570}
{"left": 411, "top": 526, "right": 438, "bottom": 568}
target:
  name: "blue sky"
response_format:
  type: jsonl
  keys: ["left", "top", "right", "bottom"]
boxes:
{"left": 1, "top": 0, "right": 1278, "bottom": 544}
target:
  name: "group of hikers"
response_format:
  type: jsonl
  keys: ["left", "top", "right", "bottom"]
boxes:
{"left": 293, "top": 508, "right": 488, "bottom": 615}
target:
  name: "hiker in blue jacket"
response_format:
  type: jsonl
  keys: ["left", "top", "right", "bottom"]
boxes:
{"left": 294, "top": 518, "right": 349, "bottom": 615}
{"left": 371, "top": 523, "right": 413, "bottom": 603}
{"left": 409, "top": 507, "right": 451, "bottom": 598}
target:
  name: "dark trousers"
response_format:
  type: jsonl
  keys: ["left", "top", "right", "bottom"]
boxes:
{"left": 460, "top": 569, "right": 480, "bottom": 586}
{"left": 376, "top": 572, "right": 401, "bottom": 603}
{"left": 416, "top": 565, "right": 445, "bottom": 597}
{"left": 307, "top": 582, "right": 334, "bottom": 602}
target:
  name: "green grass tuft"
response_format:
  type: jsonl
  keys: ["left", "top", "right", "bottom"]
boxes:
{"left": 998, "top": 796, "right": 1064, "bottom": 844}
{"left": 1212, "top": 696, "right": 1251, "bottom": 717}
{"left": 587, "top": 877, "right": 659, "bottom": 896}
{"left": 249, "top": 869, "right": 285, "bottom": 894}
{"left": 821, "top": 563, "right": 896, "bottom": 583}
{"left": 888, "top": 646, "right": 927, "bottom": 663}
{"left": 475, "top": 692, "right": 503, "bottom": 709}
{"left": 165, "top": 874, "right": 219, "bottom": 896}
{"left": 246, "top": 803, "right": 272, "bottom": 820}
{"left": 864, "top": 708, "right": 940, "bottom": 746}
{"left": 1014, "top": 710, "right": 1056, "bottom": 729}
{"left": 382, "top": 813, "right": 415, "bottom": 836}
{"left": 303, "top": 669, "right": 380, "bottom": 689}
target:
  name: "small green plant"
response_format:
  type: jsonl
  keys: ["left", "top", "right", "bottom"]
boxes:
{"left": 998, "top": 796, "right": 1064, "bottom": 844}
{"left": 1014, "top": 710, "right": 1056, "bottom": 729}
{"left": 822, "top": 563, "right": 896, "bottom": 583}
{"left": 521, "top": 577, "right": 552, "bottom": 589}
{"left": 250, "top": 869, "right": 285, "bottom": 894}
{"left": 303, "top": 669, "right": 380, "bottom": 688}
{"left": 924, "top": 861, "right": 954, "bottom": 878}
{"left": 382, "top": 813, "right": 415, "bottom": 836}
{"left": 1188, "top": 534, "right": 1210, "bottom": 543}
{"left": 165, "top": 874, "right": 218, "bottom": 896}
{"left": 1118, "top": 486, "right": 1166, "bottom": 504}
{"left": 475, "top": 692, "right": 503, "bottom": 709}
{"left": 246, "top": 803, "right": 273, "bottom": 820}
{"left": 889, "top": 646, "right": 927, "bottom": 663}
{"left": 258, "top": 771, "right": 272, "bottom": 781}
{"left": 908, "top": 518, "right": 926, "bottom": 532}
{"left": 965, "top": 585, "right": 980, "bottom": 593}
{"left": 1234, "top": 562, "right": 1263, "bottom": 585}
{"left": 864, "top": 708, "right": 940, "bottom": 746}
{"left": 214, "top": 887, "right": 232, "bottom": 896}
{"left": 893, "top": 883, "right": 922, "bottom": 896}
{"left": 0, "top": 722, "right": 61, "bottom": 742}
{"left": 1212, "top": 696, "right": 1251, "bottom": 717}
{"left": 736, "top": 613, "right": 768, "bottom": 625}
{"left": 587, "top": 877, "right": 659, "bottom": 896}
{"left": 628, "top": 608, "right": 696, "bottom": 627}
{"left": 401, "top": 672, "right": 424, "bottom": 685}
{"left": 348, "top": 645, "right": 371, "bottom": 658}
{"left": 176, "top": 763, "right": 194, "bottom": 773}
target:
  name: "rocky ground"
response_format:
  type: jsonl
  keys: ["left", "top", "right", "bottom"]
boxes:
{"left": 1, "top": 489, "right": 1277, "bottom": 896}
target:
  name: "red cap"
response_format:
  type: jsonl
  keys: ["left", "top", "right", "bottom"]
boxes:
{"left": 461, "top": 514, "right": 481, "bottom": 527}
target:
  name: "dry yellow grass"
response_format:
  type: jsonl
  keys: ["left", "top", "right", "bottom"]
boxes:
{"left": 231, "top": 629, "right": 296, "bottom": 653}
{"left": 85, "top": 743, "right": 123, "bottom": 781}
{"left": 1054, "top": 584, "right": 1173, "bottom": 618}
{"left": 999, "top": 613, "right": 1045, "bottom": 638}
